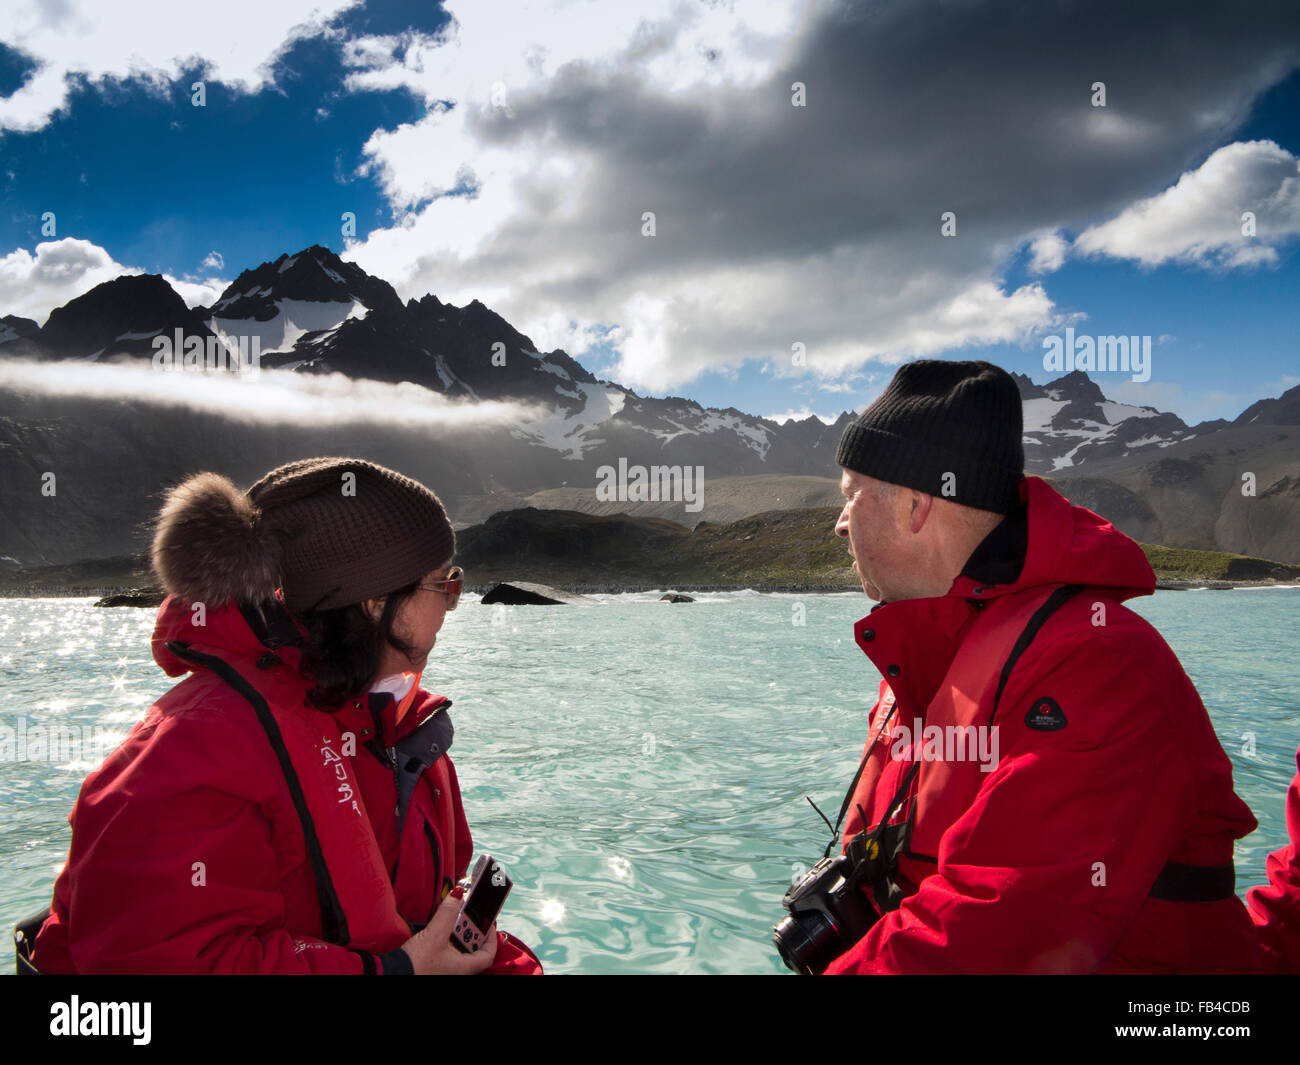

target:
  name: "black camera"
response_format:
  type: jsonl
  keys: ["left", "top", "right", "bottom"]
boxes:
{"left": 773, "top": 853, "right": 880, "bottom": 975}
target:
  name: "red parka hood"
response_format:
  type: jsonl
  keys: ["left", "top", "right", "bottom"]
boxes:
{"left": 946, "top": 475, "right": 1155, "bottom": 604}
{"left": 150, "top": 593, "right": 447, "bottom": 743}
{"left": 854, "top": 476, "right": 1155, "bottom": 718}
{"left": 151, "top": 595, "right": 288, "bottom": 678}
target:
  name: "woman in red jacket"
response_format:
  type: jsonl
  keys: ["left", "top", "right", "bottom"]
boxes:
{"left": 31, "top": 457, "right": 541, "bottom": 975}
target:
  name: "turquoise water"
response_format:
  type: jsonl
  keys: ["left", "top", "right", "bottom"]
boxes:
{"left": 2, "top": 588, "right": 1298, "bottom": 975}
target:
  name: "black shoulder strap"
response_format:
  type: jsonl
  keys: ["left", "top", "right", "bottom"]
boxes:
{"left": 164, "top": 641, "right": 350, "bottom": 946}
{"left": 986, "top": 583, "right": 1086, "bottom": 725}
{"left": 824, "top": 697, "right": 900, "bottom": 858}
{"left": 830, "top": 583, "right": 1085, "bottom": 859}
{"left": 980, "top": 586, "right": 1235, "bottom": 903}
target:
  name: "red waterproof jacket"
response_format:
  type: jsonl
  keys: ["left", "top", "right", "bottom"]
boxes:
{"left": 1246, "top": 751, "right": 1300, "bottom": 972}
{"left": 32, "top": 595, "right": 541, "bottom": 975}
{"left": 824, "top": 476, "right": 1265, "bottom": 975}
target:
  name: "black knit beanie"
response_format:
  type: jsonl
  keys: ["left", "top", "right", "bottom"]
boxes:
{"left": 836, "top": 360, "right": 1024, "bottom": 513}
{"left": 151, "top": 457, "right": 455, "bottom": 613}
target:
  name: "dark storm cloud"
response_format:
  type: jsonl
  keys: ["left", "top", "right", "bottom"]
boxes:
{"left": 350, "top": 0, "right": 1300, "bottom": 387}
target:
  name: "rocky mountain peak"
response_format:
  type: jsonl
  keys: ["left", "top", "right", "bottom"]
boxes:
{"left": 1233, "top": 383, "right": 1300, "bottom": 427}
{"left": 0, "top": 315, "right": 39, "bottom": 340}
{"left": 1044, "top": 369, "right": 1106, "bottom": 405}
{"left": 37, "top": 274, "right": 210, "bottom": 361}
{"left": 4, "top": 244, "right": 1268, "bottom": 487}
{"left": 1010, "top": 370, "right": 1049, "bottom": 400}
{"left": 206, "top": 245, "right": 404, "bottom": 320}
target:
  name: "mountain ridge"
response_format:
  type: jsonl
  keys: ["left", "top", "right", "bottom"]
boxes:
{"left": 1, "top": 244, "right": 1297, "bottom": 565}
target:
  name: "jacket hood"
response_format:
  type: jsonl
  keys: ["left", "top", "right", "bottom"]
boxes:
{"left": 946, "top": 476, "right": 1155, "bottom": 603}
{"left": 149, "top": 593, "right": 448, "bottom": 742}
{"left": 852, "top": 475, "right": 1156, "bottom": 731}
{"left": 151, "top": 594, "right": 290, "bottom": 677}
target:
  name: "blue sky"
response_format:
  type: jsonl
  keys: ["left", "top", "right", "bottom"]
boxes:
{"left": 1, "top": 0, "right": 1297, "bottom": 427}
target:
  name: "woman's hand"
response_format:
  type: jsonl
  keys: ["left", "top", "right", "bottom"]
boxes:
{"left": 399, "top": 889, "right": 499, "bottom": 975}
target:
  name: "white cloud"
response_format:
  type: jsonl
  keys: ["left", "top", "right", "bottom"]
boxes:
{"left": 0, "top": 239, "right": 227, "bottom": 323}
{"left": 201, "top": 251, "right": 224, "bottom": 271}
{"left": 9, "top": 0, "right": 1290, "bottom": 405}
{"left": 0, "top": 357, "right": 538, "bottom": 430}
{"left": 764, "top": 407, "right": 837, "bottom": 425}
{"left": 337, "top": 2, "right": 1066, "bottom": 393}
{"left": 0, "top": 0, "right": 361, "bottom": 132}
{"left": 0, "top": 239, "right": 127, "bottom": 322}
{"left": 1027, "top": 230, "right": 1068, "bottom": 274}
{"left": 163, "top": 273, "right": 227, "bottom": 309}
{"left": 1075, "top": 140, "right": 1300, "bottom": 268}
{"left": 334, "top": 0, "right": 1297, "bottom": 394}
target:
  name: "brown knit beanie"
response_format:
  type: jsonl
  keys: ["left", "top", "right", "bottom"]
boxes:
{"left": 151, "top": 457, "right": 455, "bottom": 612}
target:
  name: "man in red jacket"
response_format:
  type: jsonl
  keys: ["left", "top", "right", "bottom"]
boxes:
{"left": 803, "top": 360, "right": 1265, "bottom": 974}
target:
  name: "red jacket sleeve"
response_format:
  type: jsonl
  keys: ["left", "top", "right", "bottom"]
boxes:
{"left": 1245, "top": 752, "right": 1300, "bottom": 973}
{"left": 43, "top": 706, "right": 389, "bottom": 975}
{"left": 824, "top": 628, "right": 1210, "bottom": 974}
{"left": 57, "top": 774, "right": 382, "bottom": 974}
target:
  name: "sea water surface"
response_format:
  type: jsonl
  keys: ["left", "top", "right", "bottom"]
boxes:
{"left": 2, "top": 589, "right": 1298, "bottom": 975}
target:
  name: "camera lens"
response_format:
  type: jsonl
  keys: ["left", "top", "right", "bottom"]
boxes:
{"left": 773, "top": 911, "right": 841, "bottom": 975}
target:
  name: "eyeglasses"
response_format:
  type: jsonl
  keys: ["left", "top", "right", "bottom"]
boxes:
{"left": 418, "top": 566, "right": 463, "bottom": 611}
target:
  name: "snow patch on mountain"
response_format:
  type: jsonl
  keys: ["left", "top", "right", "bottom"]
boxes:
{"left": 1021, "top": 398, "right": 1059, "bottom": 435}
{"left": 521, "top": 349, "right": 574, "bottom": 381}
{"left": 1020, "top": 385, "right": 1189, "bottom": 471}
{"left": 695, "top": 411, "right": 771, "bottom": 459}
{"left": 650, "top": 417, "right": 696, "bottom": 446}
{"left": 513, "top": 382, "right": 627, "bottom": 459}
{"left": 319, "top": 263, "right": 348, "bottom": 286}
{"left": 1100, "top": 401, "right": 1160, "bottom": 424}
{"left": 427, "top": 351, "right": 482, "bottom": 400}
{"left": 209, "top": 299, "right": 366, "bottom": 354}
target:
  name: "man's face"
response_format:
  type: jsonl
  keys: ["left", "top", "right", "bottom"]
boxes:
{"left": 835, "top": 469, "right": 905, "bottom": 602}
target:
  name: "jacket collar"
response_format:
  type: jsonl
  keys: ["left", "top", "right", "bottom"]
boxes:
{"left": 851, "top": 475, "right": 1155, "bottom": 717}
{"left": 151, "top": 592, "right": 450, "bottom": 744}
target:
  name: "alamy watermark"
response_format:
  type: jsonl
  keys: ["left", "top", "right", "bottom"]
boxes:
{"left": 152, "top": 330, "right": 263, "bottom": 377}
{"left": 1042, "top": 327, "right": 1150, "bottom": 383}
{"left": 0, "top": 715, "right": 121, "bottom": 763}
{"left": 889, "top": 718, "right": 1000, "bottom": 773}
{"left": 50, "top": 997, "right": 150, "bottom": 1045}
{"left": 596, "top": 458, "right": 705, "bottom": 513}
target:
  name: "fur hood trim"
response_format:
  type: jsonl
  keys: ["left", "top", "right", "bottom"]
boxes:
{"left": 150, "top": 472, "right": 282, "bottom": 607}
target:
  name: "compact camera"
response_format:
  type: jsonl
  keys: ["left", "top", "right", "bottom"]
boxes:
{"left": 450, "top": 854, "right": 513, "bottom": 954}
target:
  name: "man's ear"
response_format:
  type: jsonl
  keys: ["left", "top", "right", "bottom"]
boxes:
{"left": 908, "top": 491, "right": 935, "bottom": 534}
{"left": 363, "top": 595, "right": 386, "bottom": 624}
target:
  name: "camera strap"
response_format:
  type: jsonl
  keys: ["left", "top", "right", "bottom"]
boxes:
{"left": 843, "top": 762, "right": 918, "bottom": 894}
{"left": 822, "top": 696, "right": 901, "bottom": 859}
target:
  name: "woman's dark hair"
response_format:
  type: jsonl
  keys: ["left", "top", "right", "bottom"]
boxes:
{"left": 298, "top": 578, "right": 423, "bottom": 709}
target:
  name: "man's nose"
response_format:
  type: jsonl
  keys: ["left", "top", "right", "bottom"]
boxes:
{"left": 834, "top": 508, "right": 849, "bottom": 538}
